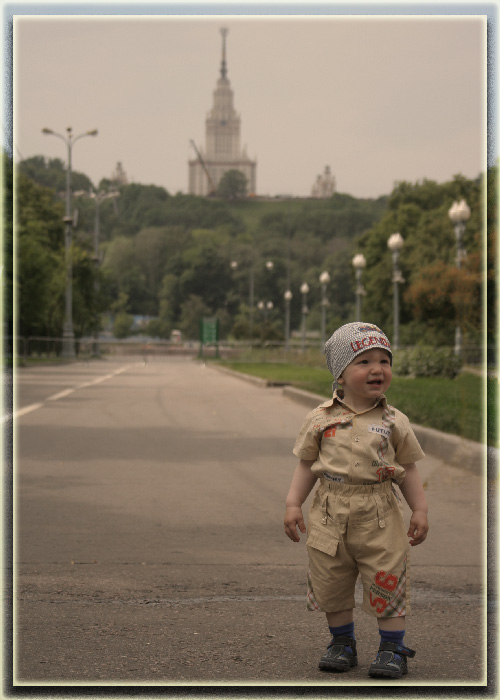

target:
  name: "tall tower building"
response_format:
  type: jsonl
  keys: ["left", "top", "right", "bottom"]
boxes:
{"left": 188, "top": 28, "right": 257, "bottom": 196}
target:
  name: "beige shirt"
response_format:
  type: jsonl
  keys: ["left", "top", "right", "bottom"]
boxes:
{"left": 293, "top": 391, "right": 425, "bottom": 485}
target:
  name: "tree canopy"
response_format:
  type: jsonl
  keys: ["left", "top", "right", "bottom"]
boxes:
{"left": 12, "top": 151, "right": 490, "bottom": 357}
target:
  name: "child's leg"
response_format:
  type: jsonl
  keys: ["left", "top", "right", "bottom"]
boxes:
{"left": 377, "top": 616, "right": 405, "bottom": 632}
{"left": 377, "top": 616, "right": 406, "bottom": 649}
{"left": 326, "top": 609, "right": 354, "bottom": 628}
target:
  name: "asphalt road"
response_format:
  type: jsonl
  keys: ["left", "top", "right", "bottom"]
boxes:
{"left": 9, "top": 356, "right": 493, "bottom": 694}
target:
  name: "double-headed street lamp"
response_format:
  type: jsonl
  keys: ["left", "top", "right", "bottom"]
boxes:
{"left": 352, "top": 254, "right": 366, "bottom": 321}
{"left": 300, "top": 282, "right": 309, "bottom": 352}
{"left": 42, "top": 126, "right": 98, "bottom": 358}
{"left": 257, "top": 300, "right": 274, "bottom": 320}
{"left": 230, "top": 258, "right": 274, "bottom": 340}
{"left": 448, "top": 198, "right": 471, "bottom": 356}
{"left": 284, "top": 289, "right": 293, "bottom": 351}
{"left": 319, "top": 271, "right": 330, "bottom": 347}
{"left": 387, "top": 233, "right": 404, "bottom": 351}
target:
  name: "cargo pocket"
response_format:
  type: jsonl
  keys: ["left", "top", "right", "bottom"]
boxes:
{"left": 307, "top": 520, "right": 340, "bottom": 558}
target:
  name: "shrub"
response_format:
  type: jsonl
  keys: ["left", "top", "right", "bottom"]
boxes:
{"left": 393, "top": 346, "right": 461, "bottom": 378}
{"left": 392, "top": 349, "right": 412, "bottom": 376}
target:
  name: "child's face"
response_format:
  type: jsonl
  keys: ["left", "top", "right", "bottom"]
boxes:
{"left": 339, "top": 348, "right": 392, "bottom": 409}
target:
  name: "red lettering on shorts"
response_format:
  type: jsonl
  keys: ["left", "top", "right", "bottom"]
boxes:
{"left": 369, "top": 592, "right": 388, "bottom": 614}
{"left": 375, "top": 571, "right": 398, "bottom": 592}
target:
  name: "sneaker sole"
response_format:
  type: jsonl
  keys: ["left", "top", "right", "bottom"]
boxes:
{"left": 319, "top": 659, "right": 358, "bottom": 672}
{"left": 369, "top": 668, "right": 407, "bottom": 679}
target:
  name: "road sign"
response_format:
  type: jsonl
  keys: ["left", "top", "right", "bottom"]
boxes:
{"left": 199, "top": 317, "right": 219, "bottom": 359}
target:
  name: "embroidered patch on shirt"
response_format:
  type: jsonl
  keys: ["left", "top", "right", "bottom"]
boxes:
{"left": 368, "top": 424, "right": 392, "bottom": 439}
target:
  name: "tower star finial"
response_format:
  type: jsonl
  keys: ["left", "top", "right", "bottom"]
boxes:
{"left": 220, "top": 27, "right": 229, "bottom": 79}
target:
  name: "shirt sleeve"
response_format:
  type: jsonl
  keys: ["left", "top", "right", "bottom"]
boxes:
{"left": 393, "top": 411, "right": 425, "bottom": 464}
{"left": 292, "top": 410, "right": 322, "bottom": 461}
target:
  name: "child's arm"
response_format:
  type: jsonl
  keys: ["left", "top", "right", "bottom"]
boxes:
{"left": 284, "top": 459, "right": 318, "bottom": 542}
{"left": 398, "top": 462, "right": 429, "bottom": 546}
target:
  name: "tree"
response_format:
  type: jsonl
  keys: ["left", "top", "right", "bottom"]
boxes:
{"left": 179, "top": 229, "right": 233, "bottom": 312}
{"left": 356, "top": 175, "right": 482, "bottom": 346}
{"left": 217, "top": 170, "right": 248, "bottom": 200}
{"left": 16, "top": 172, "right": 66, "bottom": 337}
{"left": 113, "top": 311, "right": 134, "bottom": 339}
{"left": 178, "top": 295, "right": 212, "bottom": 340}
{"left": 19, "top": 155, "right": 93, "bottom": 195}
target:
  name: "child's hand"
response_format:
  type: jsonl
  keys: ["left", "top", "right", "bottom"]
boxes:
{"left": 407, "top": 510, "right": 429, "bottom": 546}
{"left": 284, "top": 506, "right": 307, "bottom": 542}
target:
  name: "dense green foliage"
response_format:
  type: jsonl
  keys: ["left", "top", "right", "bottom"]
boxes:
{"left": 13, "top": 153, "right": 491, "bottom": 357}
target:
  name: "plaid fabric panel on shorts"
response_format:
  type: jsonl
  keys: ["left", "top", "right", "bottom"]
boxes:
{"left": 306, "top": 568, "right": 322, "bottom": 611}
{"left": 377, "top": 554, "right": 408, "bottom": 618}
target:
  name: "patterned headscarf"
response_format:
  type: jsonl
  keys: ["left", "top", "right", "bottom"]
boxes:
{"left": 324, "top": 322, "right": 392, "bottom": 391}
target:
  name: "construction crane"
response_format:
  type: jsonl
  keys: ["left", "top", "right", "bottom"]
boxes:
{"left": 190, "top": 140, "right": 216, "bottom": 196}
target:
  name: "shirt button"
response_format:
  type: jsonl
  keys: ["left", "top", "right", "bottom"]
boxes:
{"left": 355, "top": 462, "right": 360, "bottom": 467}
{"left": 354, "top": 437, "right": 360, "bottom": 442}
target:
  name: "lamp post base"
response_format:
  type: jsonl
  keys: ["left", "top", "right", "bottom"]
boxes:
{"left": 61, "top": 327, "right": 75, "bottom": 359}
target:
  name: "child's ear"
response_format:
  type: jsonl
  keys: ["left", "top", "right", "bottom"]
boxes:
{"left": 337, "top": 377, "right": 344, "bottom": 385}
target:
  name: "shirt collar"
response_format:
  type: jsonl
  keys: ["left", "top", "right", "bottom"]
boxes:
{"left": 319, "top": 390, "right": 388, "bottom": 412}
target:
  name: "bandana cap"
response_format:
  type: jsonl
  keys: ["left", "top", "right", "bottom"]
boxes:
{"left": 324, "top": 322, "right": 392, "bottom": 391}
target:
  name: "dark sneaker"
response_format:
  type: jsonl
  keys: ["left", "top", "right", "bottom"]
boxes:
{"left": 319, "top": 635, "right": 357, "bottom": 672}
{"left": 368, "top": 641, "right": 416, "bottom": 679}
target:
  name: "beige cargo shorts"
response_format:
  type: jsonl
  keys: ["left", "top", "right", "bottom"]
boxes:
{"left": 306, "top": 479, "right": 410, "bottom": 618}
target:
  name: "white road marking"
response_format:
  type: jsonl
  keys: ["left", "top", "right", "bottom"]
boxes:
{"left": 7, "top": 364, "right": 135, "bottom": 420}
{"left": 10, "top": 403, "right": 44, "bottom": 419}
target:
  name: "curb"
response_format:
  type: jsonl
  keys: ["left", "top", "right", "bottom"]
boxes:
{"left": 213, "top": 364, "right": 290, "bottom": 388}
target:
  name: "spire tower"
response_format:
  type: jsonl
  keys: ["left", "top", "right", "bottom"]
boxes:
{"left": 220, "top": 27, "right": 228, "bottom": 79}
{"left": 188, "top": 28, "right": 257, "bottom": 196}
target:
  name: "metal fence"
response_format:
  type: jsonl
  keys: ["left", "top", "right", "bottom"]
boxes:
{"left": 5, "top": 336, "right": 494, "bottom": 369}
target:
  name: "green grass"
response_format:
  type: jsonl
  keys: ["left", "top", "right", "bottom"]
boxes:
{"left": 215, "top": 361, "right": 495, "bottom": 446}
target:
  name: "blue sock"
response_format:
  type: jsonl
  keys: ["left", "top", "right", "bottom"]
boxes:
{"left": 330, "top": 622, "right": 355, "bottom": 639}
{"left": 329, "top": 622, "right": 355, "bottom": 653}
{"left": 379, "top": 629, "right": 405, "bottom": 659}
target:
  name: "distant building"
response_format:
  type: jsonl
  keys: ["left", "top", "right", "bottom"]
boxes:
{"left": 188, "top": 28, "right": 257, "bottom": 196}
{"left": 111, "top": 161, "right": 128, "bottom": 186}
{"left": 311, "top": 165, "right": 336, "bottom": 198}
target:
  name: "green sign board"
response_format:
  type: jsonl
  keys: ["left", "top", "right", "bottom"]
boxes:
{"left": 199, "top": 317, "right": 219, "bottom": 358}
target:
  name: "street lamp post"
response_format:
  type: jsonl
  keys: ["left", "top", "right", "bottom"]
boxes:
{"left": 319, "top": 271, "right": 330, "bottom": 347}
{"left": 42, "top": 126, "right": 98, "bottom": 358}
{"left": 387, "top": 233, "right": 405, "bottom": 351}
{"left": 352, "top": 254, "right": 366, "bottom": 321}
{"left": 230, "top": 258, "right": 273, "bottom": 342}
{"left": 300, "top": 282, "right": 309, "bottom": 352}
{"left": 448, "top": 199, "right": 471, "bottom": 356}
{"left": 284, "top": 289, "right": 293, "bottom": 352}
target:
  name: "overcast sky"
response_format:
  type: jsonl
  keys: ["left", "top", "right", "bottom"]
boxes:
{"left": 11, "top": 8, "right": 487, "bottom": 199}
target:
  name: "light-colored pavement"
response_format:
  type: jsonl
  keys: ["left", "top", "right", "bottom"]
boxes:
{"left": 10, "top": 357, "right": 494, "bottom": 692}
